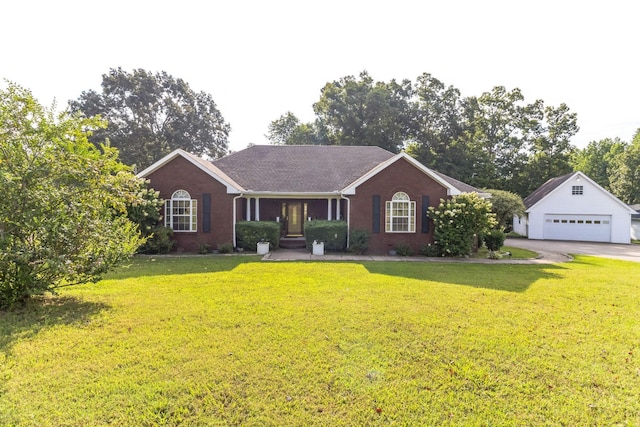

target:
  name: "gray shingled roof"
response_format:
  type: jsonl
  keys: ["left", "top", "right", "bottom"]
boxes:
{"left": 523, "top": 172, "right": 576, "bottom": 209}
{"left": 630, "top": 204, "right": 640, "bottom": 219}
{"left": 433, "top": 171, "right": 484, "bottom": 194}
{"left": 212, "top": 145, "right": 396, "bottom": 193}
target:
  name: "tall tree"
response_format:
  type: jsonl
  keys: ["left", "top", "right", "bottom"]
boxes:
{"left": 0, "top": 82, "right": 153, "bottom": 308}
{"left": 609, "top": 129, "right": 640, "bottom": 204}
{"left": 70, "top": 68, "right": 230, "bottom": 169}
{"left": 406, "top": 73, "right": 467, "bottom": 177}
{"left": 520, "top": 103, "right": 579, "bottom": 196}
{"left": 460, "top": 87, "right": 532, "bottom": 191}
{"left": 266, "top": 112, "right": 319, "bottom": 145}
{"left": 570, "top": 137, "right": 626, "bottom": 191}
{"left": 312, "top": 71, "right": 412, "bottom": 153}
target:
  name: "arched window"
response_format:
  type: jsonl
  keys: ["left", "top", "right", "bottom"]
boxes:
{"left": 385, "top": 192, "right": 415, "bottom": 233}
{"left": 165, "top": 190, "right": 197, "bottom": 232}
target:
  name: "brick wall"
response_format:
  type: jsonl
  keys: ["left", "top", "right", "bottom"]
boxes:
{"left": 349, "top": 157, "right": 449, "bottom": 255}
{"left": 146, "top": 156, "right": 236, "bottom": 252}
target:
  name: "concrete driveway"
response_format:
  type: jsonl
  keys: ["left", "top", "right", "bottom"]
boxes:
{"left": 505, "top": 238, "right": 640, "bottom": 263}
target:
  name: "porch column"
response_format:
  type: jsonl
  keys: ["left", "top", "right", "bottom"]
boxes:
{"left": 255, "top": 197, "right": 260, "bottom": 221}
{"left": 336, "top": 198, "right": 341, "bottom": 220}
{"left": 327, "top": 198, "right": 332, "bottom": 220}
{"left": 246, "top": 197, "right": 251, "bottom": 221}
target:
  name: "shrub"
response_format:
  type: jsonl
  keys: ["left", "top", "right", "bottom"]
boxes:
{"left": 349, "top": 229, "right": 370, "bottom": 254}
{"left": 235, "top": 221, "right": 280, "bottom": 251}
{"left": 197, "top": 243, "right": 211, "bottom": 254}
{"left": 137, "top": 226, "right": 175, "bottom": 254}
{"left": 428, "top": 193, "right": 497, "bottom": 257}
{"left": 394, "top": 243, "right": 414, "bottom": 256}
{"left": 482, "top": 229, "right": 506, "bottom": 252}
{"left": 421, "top": 243, "right": 442, "bottom": 257}
{"left": 304, "top": 221, "right": 347, "bottom": 252}
{"left": 217, "top": 242, "right": 233, "bottom": 254}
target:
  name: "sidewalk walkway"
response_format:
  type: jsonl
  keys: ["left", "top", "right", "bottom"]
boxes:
{"left": 262, "top": 247, "right": 570, "bottom": 264}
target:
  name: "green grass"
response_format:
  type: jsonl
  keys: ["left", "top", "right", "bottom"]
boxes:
{"left": 473, "top": 245, "right": 538, "bottom": 259}
{"left": 2, "top": 255, "right": 640, "bottom": 426}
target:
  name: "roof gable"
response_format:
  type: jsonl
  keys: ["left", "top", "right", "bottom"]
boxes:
{"left": 523, "top": 172, "right": 574, "bottom": 208}
{"left": 341, "top": 152, "right": 486, "bottom": 196}
{"left": 136, "top": 149, "right": 244, "bottom": 193}
{"left": 138, "top": 145, "right": 485, "bottom": 197}
{"left": 525, "top": 171, "right": 635, "bottom": 213}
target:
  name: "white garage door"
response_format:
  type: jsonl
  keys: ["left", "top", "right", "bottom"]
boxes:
{"left": 543, "top": 214, "right": 611, "bottom": 242}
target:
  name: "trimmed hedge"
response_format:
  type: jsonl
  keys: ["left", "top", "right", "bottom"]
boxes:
{"left": 304, "top": 220, "right": 347, "bottom": 252}
{"left": 236, "top": 221, "right": 280, "bottom": 251}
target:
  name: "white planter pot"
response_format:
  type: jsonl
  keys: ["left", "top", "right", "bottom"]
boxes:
{"left": 312, "top": 241, "right": 324, "bottom": 256}
{"left": 257, "top": 242, "right": 270, "bottom": 255}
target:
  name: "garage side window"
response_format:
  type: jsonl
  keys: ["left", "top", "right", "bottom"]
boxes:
{"left": 165, "top": 190, "right": 197, "bottom": 232}
{"left": 571, "top": 185, "right": 583, "bottom": 195}
{"left": 385, "top": 192, "right": 416, "bottom": 233}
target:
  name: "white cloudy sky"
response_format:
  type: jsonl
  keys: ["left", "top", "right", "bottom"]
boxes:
{"left": 3, "top": 0, "right": 639, "bottom": 152}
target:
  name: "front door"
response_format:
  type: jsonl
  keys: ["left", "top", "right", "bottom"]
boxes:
{"left": 287, "top": 202, "right": 302, "bottom": 235}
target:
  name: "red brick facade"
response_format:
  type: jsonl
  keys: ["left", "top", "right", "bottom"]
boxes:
{"left": 348, "top": 157, "right": 448, "bottom": 254}
{"left": 146, "top": 156, "right": 236, "bottom": 252}
{"left": 144, "top": 152, "right": 451, "bottom": 255}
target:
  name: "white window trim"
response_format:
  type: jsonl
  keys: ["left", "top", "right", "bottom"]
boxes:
{"left": 165, "top": 190, "right": 197, "bottom": 232}
{"left": 385, "top": 192, "right": 416, "bottom": 233}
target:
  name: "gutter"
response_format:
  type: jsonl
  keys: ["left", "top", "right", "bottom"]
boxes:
{"left": 232, "top": 193, "right": 243, "bottom": 248}
{"left": 341, "top": 194, "right": 351, "bottom": 249}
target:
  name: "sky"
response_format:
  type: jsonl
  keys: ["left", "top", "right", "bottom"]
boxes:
{"left": 2, "top": 0, "right": 639, "bottom": 153}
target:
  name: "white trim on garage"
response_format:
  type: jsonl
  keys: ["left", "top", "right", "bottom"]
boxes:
{"left": 543, "top": 214, "right": 611, "bottom": 242}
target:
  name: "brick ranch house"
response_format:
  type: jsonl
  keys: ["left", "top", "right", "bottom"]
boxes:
{"left": 137, "top": 145, "right": 486, "bottom": 254}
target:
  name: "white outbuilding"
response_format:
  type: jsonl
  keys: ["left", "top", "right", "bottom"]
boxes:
{"left": 513, "top": 171, "right": 635, "bottom": 244}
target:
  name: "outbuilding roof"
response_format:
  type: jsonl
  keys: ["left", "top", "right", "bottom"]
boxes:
{"left": 523, "top": 172, "right": 575, "bottom": 209}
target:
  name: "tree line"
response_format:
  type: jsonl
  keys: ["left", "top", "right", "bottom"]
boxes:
{"left": 267, "top": 71, "right": 639, "bottom": 203}
{"left": 68, "top": 68, "right": 638, "bottom": 202}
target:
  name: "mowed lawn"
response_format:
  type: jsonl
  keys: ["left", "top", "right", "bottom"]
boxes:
{"left": 1, "top": 255, "right": 640, "bottom": 426}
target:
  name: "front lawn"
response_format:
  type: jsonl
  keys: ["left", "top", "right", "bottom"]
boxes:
{"left": 1, "top": 256, "right": 639, "bottom": 425}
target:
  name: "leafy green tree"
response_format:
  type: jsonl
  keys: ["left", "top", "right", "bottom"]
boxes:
{"left": 459, "top": 87, "right": 531, "bottom": 190}
{"left": 483, "top": 189, "right": 525, "bottom": 229}
{"left": 521, "top": 103, "right": 578, "bottom": 196}
{"left": 0, "top": 82, "right": 152, "bottom": 308}
{"left": 266, "top": 112, "right": 319, "bottom": 145}
{"left": 70, "top": 68, "right": 230, "bottom": 170}
{"left": 406, "top": 73, "right": 468, "bottom": 177}
{"left": 609, "top": 129, "right": 640, "bottom": 204}
{"left": 570, "top": 137, "right": 626, "bottom": 190}
{"left": 428, "top": 193, "right": 497, "bottom": 257}
{"left": 312, "top": 71, "right": 412, "bottom": 153}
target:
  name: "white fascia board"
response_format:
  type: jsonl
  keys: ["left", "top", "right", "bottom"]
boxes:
{"left": 342, "top": 152, "right": 459, "bottom": 195}
{"left": 136, "top": 149, "right": 244, "bottom": 194}
{"left": 242, "top": 191, "right": 341, "bottom": 199}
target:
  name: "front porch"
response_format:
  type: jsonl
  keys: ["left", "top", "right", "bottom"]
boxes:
{"left": 239, "top": 196, "right": 348, "bottom": 238}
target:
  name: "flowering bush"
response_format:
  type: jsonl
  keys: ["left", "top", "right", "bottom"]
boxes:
{"left": 428, "top": 193, "right": 497, "bottom": 257}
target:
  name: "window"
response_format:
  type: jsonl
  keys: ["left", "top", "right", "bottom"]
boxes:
{"left": 385, "top": 192, "right": 416, "bottom": 233}
{"left": 572, "top": 185, "right": 583, "bottom": 195}
{"left": 165, "top": 190, "right": 197, "bottom": 232}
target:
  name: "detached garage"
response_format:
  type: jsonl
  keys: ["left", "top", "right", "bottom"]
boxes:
{"left": 513, "top": 172, "right": 634, "bottom": 244}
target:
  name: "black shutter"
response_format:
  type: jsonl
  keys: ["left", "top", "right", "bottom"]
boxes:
{"left": 421, "top": 195, "right": 430, "bottom": 233}
{"left": 372, "top": 195, "right": 381, "bottom": 233}
{"left": 202, "top": 193, "right": 211, "bottom": 233}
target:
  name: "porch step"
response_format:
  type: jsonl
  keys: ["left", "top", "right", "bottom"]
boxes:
{"left": 279, "top": 237, "right": 307, "bottom": 249}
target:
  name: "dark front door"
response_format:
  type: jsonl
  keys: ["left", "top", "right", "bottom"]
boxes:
{"left": 287, "top": 202, "right": 303, "bottom": 235}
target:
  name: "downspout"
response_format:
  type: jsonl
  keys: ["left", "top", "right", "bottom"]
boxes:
{"left": 341, "top": 194, "right": 351, "bottom": 249}
{"left": 233, "top": 194, "right": 244, "bottom": 248}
